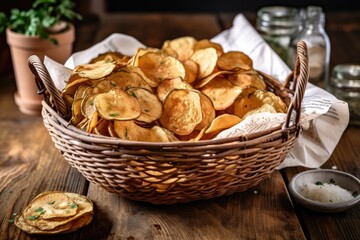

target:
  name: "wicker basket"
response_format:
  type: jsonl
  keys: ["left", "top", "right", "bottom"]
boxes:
{"left": 28, "top": 41, "right": 309, "bottom": 204}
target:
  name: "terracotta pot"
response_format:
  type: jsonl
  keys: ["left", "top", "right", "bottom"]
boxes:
{"left": 6, "top": 23, "right": 75, "bottom": 115}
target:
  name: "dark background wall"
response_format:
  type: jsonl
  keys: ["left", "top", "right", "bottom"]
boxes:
{"left": 1, "top": 0, "right": 360, "bottom": 14}
{"left": 104, "top": 0, "right": 360, "bottom": 12}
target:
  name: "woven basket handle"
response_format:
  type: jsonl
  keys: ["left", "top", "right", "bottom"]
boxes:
{"left": 28, "top": 55, "right": 69, "bottom": 118}
{"left": 283, "top": 41, "right": 309, "bottom": 129}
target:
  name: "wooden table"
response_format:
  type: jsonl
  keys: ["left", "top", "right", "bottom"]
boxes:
{"left": 1, "top": 11, "right": 359, "bottom": 240}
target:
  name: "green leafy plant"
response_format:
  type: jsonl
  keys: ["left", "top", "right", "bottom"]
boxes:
{"left": 0, "top": 0, "right": 82, "bottom": 45}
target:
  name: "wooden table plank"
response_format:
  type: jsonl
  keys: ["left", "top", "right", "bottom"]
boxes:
{"left": 85, "top": 171, "right": 305, "bottom": 240}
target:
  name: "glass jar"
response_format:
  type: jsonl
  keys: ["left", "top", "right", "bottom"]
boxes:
{"left": 328, "top": 64, "right": 360, "bottom": 126}
{"left": 256, "top": 6, "right": 303, "bottom": 66}
{"left": 289, "top": 6, "right": 331, "bottom": 86}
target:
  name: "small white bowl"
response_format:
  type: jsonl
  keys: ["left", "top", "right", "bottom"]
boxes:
{"left": 288, "top": 169, "right": 360, "bottom": 213}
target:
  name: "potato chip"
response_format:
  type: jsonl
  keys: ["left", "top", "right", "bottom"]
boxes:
{"left": 80, "top": 92, "right": 97, "bottom": 119}
{"left": 159, "top": 89, "right": 202, "bottom": 135}
{"left": 190, "top": 47, "right": 218, "bottom": 79}
{"left": 233, "top": 89, "right": 286, "bottom": 118}
{"left": 137, "top": 52, "right": 186, "bottom": 87}
{"left": 15, "top": 191, "right": 93, "bottom": 235}
{"left": 113, "top": 120, "right": 175, "bottom": 142}
{"left": 94, "top": 118, "right": 110, "bottom": 136}
{"left": 242, "top": 103, "right": 277, "bottom": 119}
{"left": 127, "top": 87, "right": 162, "bottom": 123}
{"left": 193, "top": 39, "right": 224, "bottom": 57}
{"left": 195, "top": 91, "right": 216, "bottom": 130}
{"left": 156, "top": 77, "right": 192, "bottom": 102}
{"left": 73, "top": 60, "right": 116, "bottom": 79}
{"left": 162, "top": 36, "right": 197, "bottom": 61}
{"left": 86, "top": 111, "right": 99, "bottom": 133}
{"left": 22, "top": 193, "right": 77, "bottom": 223}
{"left": 205, "top": 114, "right": 242, "bottom": 134}
{"left": 193, "top": 70, "right": 233, "bottom": 89}
{"left": 128, "top": 47, "right": 160, "bottom": 66}
{"left": 228, "top": 72, "right": 267, "bottom": 90}
{"left": 61, "top": 77, "right": 91, "bottom": 103}
{"left": 217, "top": 51, "right": 253, "bottom": 71}
{"left": 183, "top": 59, "right": 199, "bottom": 84}
{"left": 94, "top": 88, "right": 141, "bottom": 120}
{"left": 101, "top": 69, "right": 152, "bottom": 92}
{"left": 200, "top": 77, "right": 243, "bottom": 110}
{"left": 89, "top": 51, "right": 129, "bottom": 64}
{"left": 70, "top": 98, "right": 84, "bottom": 126}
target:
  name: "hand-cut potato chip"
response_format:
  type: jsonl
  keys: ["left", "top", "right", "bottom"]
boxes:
{"left": 113, "top": 120, "right": 176, "bottom": 142}
{"left": 61, "top": 77, "right": 91, "bottom": 103}
{"left": 73, "top": 60, "right": 116, "bottom": 79}
{"left": 156, "top": 77, "right": 192, "bottom": 102}
{"left": 127, "top": 87, "right": 162, "bottom": 123}
{"left": 159, "top": 89, "right": 202, "bottom": 135}
{"left": 101, "top": 69, "right": 152, "bottom": 92}
{"left": 242, "top": 103, "right": 277, "bottom": 119}
{"left": 81, "top": 93, "right": 97, "bottom": 119}
{"left": 15, "top": 191, "right": 93, "bottom": 235}
{"left": 193, "top": 39, "right": 224, "bottom": 57}
{"left": 183, "top": 59, "right": 199, "bottom": 84}
{"left": 190, "top": 47, "right": 218, "bottom": 79}
{"left": 193, "top": 70, "right": 233, "bottom": 89}
{"left": 162, "top": 36, "right": 197, "bottom": 61}
{"left": 70, "top": 98, "right": 84, "bottom": 126}
{"left": 200, "top": 77, "right": 243, "bottom": 110}
{"left": 205, "top": 114, "right": 242, "bottom": 134}
{"left": 228, "top": 72, "right": 267, "bottom": 90}
{"left": 195, "top": 91, "right": 216, "bottom": 130}
{"left": 94, "top": 118, "right": 110, "bottom": 136}
{"left": 94, "top": 88, "right": 141, "bottom": 120}
{"left": 128, "top": 47, "right": 160, "bottom": 66}
{"left": 22, "top": 192, "right": 77, "bottom": 222}
{"left": 217, "top": 51, "right": 253, "bottom": 71}
{"left": 89, "top": 51, "right": 129, "bottom": 64}
{"left": 73, "top": 84, "right": 90, "bottom": 101}
{"left": 137, "top": 52, "right": 186, "bottom": 87}
{"left": 233, "top": 89, "right": 286, "bottom": 118}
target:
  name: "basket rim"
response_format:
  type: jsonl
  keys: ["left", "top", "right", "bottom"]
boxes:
{"left": 42, "top": 100, "right": 299, "bottom": 149}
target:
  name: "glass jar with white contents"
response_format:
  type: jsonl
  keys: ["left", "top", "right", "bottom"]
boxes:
{"left": 256, "top": 6, "right": 303, "bottom": 67}
{"left": 289, "top": 6, "right": 331, "bottom": 86}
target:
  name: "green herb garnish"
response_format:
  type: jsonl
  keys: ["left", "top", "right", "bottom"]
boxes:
{"left": 48, "top": 201, "right": 55, "bottom": 205}
{"left": 69, "top": 203, "right": 78, "bottom": 209}
{"left": 28, "top": 215, "right": 39, "bottom": 221}
{"left": 315, "top": 181, "right": 323, "bottom": 186}
{"left": 110, "top": 113, "right": 119, "bottom": 117}
{"left": 130, "top": 91, "right": 137, "bottom": 98}
{"left": 330, "top": 178, "right": 336, "bottom": 184}
{"left": 34, "top": 207, "right": 44, "bottom": 212}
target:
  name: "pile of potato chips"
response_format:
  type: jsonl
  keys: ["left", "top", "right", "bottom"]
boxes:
{"left": 61, "top": 36, "right": 287, "bottom": 142}
{"left": 15, "top": 191, "right": 93, "bottom": 235}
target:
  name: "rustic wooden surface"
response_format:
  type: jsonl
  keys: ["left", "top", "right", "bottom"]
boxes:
{"left": 0, "top": 11, "right": 359, "bottom": 240}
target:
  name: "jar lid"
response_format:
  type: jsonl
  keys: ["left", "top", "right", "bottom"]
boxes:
{"left": 257, "top": 6, "right": 302, "bottom": 35}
